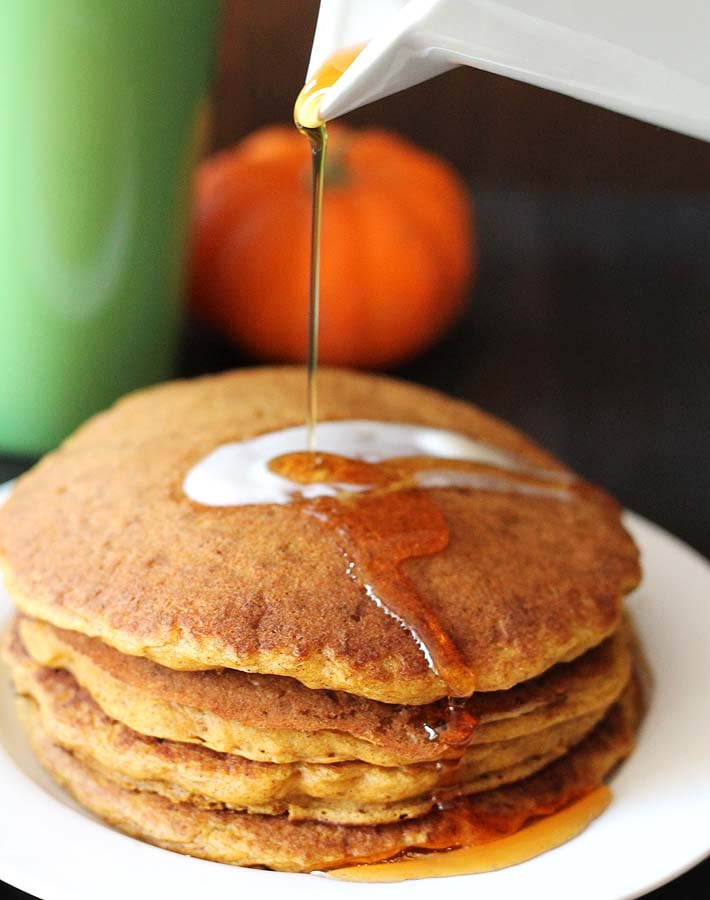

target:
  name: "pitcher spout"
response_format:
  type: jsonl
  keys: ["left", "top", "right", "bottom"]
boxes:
{"left": 308, "top": 0, "right": 710, "bottom": 143}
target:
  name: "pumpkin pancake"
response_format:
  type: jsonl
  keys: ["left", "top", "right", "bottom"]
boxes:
{"left": 16, "top": 615, "right": 633, "bottom": 765}
{"left": 4, "top": 627, "right": 610, "bottom": 825}
{"left": 0, "top": 367, "right": 641, "bottom": 704}
{"left": 15, "top": 677, "right": 643, "bottom": 871}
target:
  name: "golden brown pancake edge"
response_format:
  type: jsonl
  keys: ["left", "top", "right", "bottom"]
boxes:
{"left": 15, "top": 676, "right": 643, "bottom": 872}
{"left": 14, "top": 615, "right": 634, "bottom": 765}
{"left": 4, "top": 626, "right": 611, "bottom": 826}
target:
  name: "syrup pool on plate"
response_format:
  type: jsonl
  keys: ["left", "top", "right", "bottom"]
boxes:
{"left": 327, "top": 787, "right": 612, "bottom": 881}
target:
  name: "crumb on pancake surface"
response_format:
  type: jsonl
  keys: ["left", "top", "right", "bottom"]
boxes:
{"left": 0, "top": 367, "right": 641, "bottom": 704}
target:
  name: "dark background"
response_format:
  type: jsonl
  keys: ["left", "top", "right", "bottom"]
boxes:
{"left": 2, "top": 1, "right": 709, "bottom": 896}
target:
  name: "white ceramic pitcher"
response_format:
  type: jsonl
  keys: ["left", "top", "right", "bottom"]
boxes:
{"left": 307, "top": 0, "right": 710, "bottom": 142}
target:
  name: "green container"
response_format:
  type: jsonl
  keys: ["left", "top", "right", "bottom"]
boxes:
{"left": 0, "top": 1, "right": 221, "bottom": 454}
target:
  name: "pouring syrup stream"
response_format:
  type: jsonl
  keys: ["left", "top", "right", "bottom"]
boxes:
{"left": 294, "top": 45, "right": 364, "bottom": 450}
{"left": 302, "top": 124, "right": 325, "bottom": 452}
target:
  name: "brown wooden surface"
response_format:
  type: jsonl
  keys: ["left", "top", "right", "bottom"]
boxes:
{"left": 213, "top": 0, "right": 710, "bottom": 188}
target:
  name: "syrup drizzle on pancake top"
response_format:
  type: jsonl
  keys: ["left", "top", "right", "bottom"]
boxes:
{"left": 184, "top": 418, "right": 581, "bottom": 752}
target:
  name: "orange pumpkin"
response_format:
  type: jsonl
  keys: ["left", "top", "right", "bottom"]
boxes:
{"left": 190, "top": 124, "right": 476, "bottom": 368}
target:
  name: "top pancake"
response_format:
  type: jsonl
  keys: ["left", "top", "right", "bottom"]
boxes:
{"left": 0, "top": 367, "right": 641, "bottom": 704}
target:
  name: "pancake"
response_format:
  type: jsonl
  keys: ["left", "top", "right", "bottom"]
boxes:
{"left": 4, "top": 627, "right": 609, "bottom": 825}
{"left": 16, "top": 615, "right": 633, "bottom": 765}
{"left": 16, "top": 678, "right": 643, "bottom": 871}
{"left": 0, "top": 367, "right": 641, "bottom": 704}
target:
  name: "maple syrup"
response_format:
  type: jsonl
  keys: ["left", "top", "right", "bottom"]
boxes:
{"left": 294, "top": 45, "right": 364, "bottom": 449}
{"left": 294, "top": 44, "right": 364, "bottom": 130}
{"left": 327, "top": 786, "right": 612, "bottom": 881}
{"left": 183, "top": 420, "right": 570, "bottom": 508}
{"left": 297, "top": 121, "right": 324, "bottom": 452}
{"left": 269, "top": 452, "right": 576, "bottom": 733}
{"left": 272, "top": 451, "right": 474, "bottom": 706}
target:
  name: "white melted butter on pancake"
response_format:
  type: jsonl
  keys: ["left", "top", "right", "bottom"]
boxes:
{"left": 184, "top": 420, "right": 570, "bottom": 507}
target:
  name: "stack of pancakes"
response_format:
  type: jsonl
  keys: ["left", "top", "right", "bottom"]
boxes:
{"left": 0, "top": 368, "right": 644, "bottom": 872}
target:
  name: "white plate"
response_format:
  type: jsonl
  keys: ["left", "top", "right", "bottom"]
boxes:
{"left": 0, "top": 486, "right": 709, "bottom": 900}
